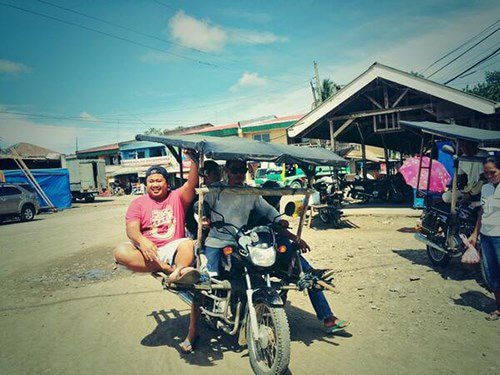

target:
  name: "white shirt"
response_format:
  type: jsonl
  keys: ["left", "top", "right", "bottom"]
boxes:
{"left": 204, "top": 185, "right": 280, "bottom": 248}
{"left": 480, "top": 182, "right": 500, "bottom": 237}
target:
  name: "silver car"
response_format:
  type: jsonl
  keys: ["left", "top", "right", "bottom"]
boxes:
{"left": 0, "top": 183, "right": 40, "bottom": 222}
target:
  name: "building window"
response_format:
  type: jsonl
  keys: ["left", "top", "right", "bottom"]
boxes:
{"left": 149, "top": 147, "right": 164, "bottom": 157}
{"left": 137, "top": 151, "right": 146, "bottom": 159}
{"left": 253, "top": 133, "right": 270, "bottom": 142}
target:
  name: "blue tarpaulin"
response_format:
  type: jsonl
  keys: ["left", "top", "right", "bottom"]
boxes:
{"left": 4, "top": 168, "right": 71, "bottom": 209}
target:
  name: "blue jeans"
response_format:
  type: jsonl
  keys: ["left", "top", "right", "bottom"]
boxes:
{"left": 300, "top": 256, "right": 334, "bottom": 321}
{"left": 204, "top": 245, "right": 222, "bottom": 277}
{"left": 481, "top": 235, "right": 500, "bottom": 291}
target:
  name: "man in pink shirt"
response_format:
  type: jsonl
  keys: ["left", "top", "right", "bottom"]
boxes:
{"left": 114, "top": 159, "right": 199, "bottom": 283}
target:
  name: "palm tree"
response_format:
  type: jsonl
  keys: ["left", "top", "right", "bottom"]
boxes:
{"left": 321, "top": 79, "right": 341, "bottom": 101}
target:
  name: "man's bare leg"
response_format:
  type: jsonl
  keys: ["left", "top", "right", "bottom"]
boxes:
{"left": 113, "top": 243, "right": 170, "bottom": 272}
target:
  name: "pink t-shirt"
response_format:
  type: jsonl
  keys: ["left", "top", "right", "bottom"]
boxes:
{"left": 125, "top": 189, "right": 186, "bottom": 247}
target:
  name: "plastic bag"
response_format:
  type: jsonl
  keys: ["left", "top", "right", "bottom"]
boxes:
{"left": 459, "top": 234, "right": 480, "bottom": 264}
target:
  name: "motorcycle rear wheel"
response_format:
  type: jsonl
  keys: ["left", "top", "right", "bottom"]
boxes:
{"left": 319, "top": 208, "right": 331, "bottom": 224}
{"left": 426, "top": 245, "right": 452, "bottom": 267}
{"left": 247, "top": 303, "right": 290, "bottom": 375}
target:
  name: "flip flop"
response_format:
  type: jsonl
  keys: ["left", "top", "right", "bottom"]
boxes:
{"left": 172, "top": 267, "right": 201, "bottom": 285}
{"left": 485, "top": 311, "right": 499, "bottom": 321}
{"left": 180, "top": 335, "right": 199, "bottom": 354}
{"left": 325, "top": 319, "right": 350, "bottom": 333}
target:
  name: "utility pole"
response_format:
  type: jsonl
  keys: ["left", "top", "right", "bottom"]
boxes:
{"left": 314, "top": 61, "right": 322, "bottom": 104}
{"left": 75, "top": 137, "right": 78, "bottom": 152}
{"left": 310, "top": 80, "right": 318, "bottom": 108}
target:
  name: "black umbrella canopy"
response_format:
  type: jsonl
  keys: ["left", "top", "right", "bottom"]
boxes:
{"left": 399, "top": 121, "right": 500, "bottom": 147}
{"left": 136, "top": 134, "right": 347, "bottom": 166}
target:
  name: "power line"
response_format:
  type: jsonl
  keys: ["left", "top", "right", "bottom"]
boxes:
{"left": 33, "top": 0, "right": 241, "bottom": 65}
{"left": 0, "top": 2, "right": 220, "bottom": 67}
{"left": 440, "top": 44, "right": 499, "bottom": 81}
{"left": 427, "top": 25, "right": 499, "bottom": 78}
{"left": 420, "top": 20, "right": 499, "bottom": 74}
{"left": 444, "top": 47, "right": 500, "bottom": 85}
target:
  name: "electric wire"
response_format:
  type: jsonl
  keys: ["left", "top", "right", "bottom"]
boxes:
{"left": 427, "top": 26, "right": 499, "bottom": 78}
{"left": 444, "top": 47, "right": 500, "bottom": 85}
{"left": 420, "top": 19, "right": 499, "bottom": 74}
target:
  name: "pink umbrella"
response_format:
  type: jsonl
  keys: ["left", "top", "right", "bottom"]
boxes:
{"left": 400, "top": 156, "right": 451, "bottom": 192}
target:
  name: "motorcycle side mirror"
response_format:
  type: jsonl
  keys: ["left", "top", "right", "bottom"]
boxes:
{"left": 441, "top": 145, "right": 455, "bottom": 155}
{"left": 284, "top": 202, "right": 296, "bottom": 217}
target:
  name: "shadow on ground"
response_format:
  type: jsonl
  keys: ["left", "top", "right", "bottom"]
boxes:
{"left": 141, "top": 303, "right": 351, "bottom": 368}
{"left": 451, "top": 290, "right": 496, "bottom": 314}
{"left": 392, "top": 248, "right": 485, "bottom": 284}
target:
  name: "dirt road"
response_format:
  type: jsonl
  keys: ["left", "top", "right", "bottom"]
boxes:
{"left": 0, "top": 197, "right": 498, "bottom": 374}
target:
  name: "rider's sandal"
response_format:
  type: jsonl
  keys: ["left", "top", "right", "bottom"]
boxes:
{"left": 485, "top": 311, "right": 499, "bottom": 321}
{"left": 170, "top": 267, "right": 201, "bottom": 285}
{"left": 325, "top": 319, "right": 350, "bottom": 333}
{"left": 180, "top": 335, "right": 199, "bottom": 354}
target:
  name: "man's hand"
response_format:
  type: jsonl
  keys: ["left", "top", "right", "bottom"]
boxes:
{"left": 297, "top": 238, "right": 311, "bottom": 253}
{"left": 202, "top": 216, "right": 211, "bottom": 229}
{"left": 279, "top": 219, "right": 290, "bottom": 229}
{"left": 138, "top": 237, "right": 159, "bottom": 262}
{"left": 468, "top": 233, "right": 478, "bottom": 249}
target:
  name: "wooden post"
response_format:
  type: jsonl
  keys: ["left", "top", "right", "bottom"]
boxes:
{"left": 356, "top": 123, "right": 367, "bottom": 179}
{"left": 178, "top": 147, "right": 184, "bottom": 185}
{"left": 450, "top": 140, "right": 460, "bottom": 215}
{"left": 329, "top": 120, "right": 335, "bottom": 151}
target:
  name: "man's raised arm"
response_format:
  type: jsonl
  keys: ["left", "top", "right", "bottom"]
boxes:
{"left": 179, "top": 151, "right": 199, "bottom": 206}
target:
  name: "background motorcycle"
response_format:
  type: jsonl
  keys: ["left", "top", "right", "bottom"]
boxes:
{"left": 313, "top": 176, "right": 344, "bottom": 227}
{"left": 417, "top": 193, "right": 478, "bottom": 266}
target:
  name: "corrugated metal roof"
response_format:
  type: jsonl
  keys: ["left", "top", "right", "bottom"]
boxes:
{"left": 76, "top": 143, "right": 119, "bottom": 154}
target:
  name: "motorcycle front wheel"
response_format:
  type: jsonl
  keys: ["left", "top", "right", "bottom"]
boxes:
{"left": 247, "top": 303, "right": 290, "bottom": 375}
{"left": 426, "top": 245, "right": 452, "bottom": 267}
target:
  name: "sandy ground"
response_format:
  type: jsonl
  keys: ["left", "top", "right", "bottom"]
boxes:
{"left": 0, "top": 196, "right": 499, "bottom": 375}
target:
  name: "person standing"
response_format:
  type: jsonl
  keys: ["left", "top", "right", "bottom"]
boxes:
{"left": 470, "top": 156, "right": 500, "bottom": 321}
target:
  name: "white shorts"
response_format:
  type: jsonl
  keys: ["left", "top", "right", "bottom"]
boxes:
{"left": 129, "top": 238, "right": 191, "bottom": 265}
{"left": 157, "top": 238, "right": 191, "bottom": 265}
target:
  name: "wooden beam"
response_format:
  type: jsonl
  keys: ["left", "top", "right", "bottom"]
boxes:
{"left": 363, "top": 94, "right": 383, "bottom": 109}
{"left": 391, "top": 88, "right": 409, "bottom": 108}
{"left": 332, "top": 118, "right": 354, "bottom": 139}
{"left": 327, "top": 104, "right": 428, "bottom": 121}
{"left": 329, "top": 120, "right": 334, "bottom": 150}
{"left": 383, "top": 85, "right": 389, "bottom": 109}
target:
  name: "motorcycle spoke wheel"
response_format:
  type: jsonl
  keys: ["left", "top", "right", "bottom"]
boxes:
{"left": 247, "top": 303, "right": 290, "bottom": 375}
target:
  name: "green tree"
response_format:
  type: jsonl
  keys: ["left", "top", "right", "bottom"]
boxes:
{"left": 144, "top": 127, "right": 165, "bottom": 135}
{"left": 464, "top": 71, "right": 500, "bottom": 102}
{"left": 320, "top": 79, "right": 342, "bottom": 101}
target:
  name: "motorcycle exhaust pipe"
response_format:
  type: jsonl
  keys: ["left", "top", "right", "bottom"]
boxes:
{"left": 414, "top": 233, "right": 447, "bottom": 254}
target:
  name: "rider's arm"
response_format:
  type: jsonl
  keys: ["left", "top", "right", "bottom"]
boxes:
{"left": 278, "top": 228, "right": 311, "bottom": 253}
{"left": 179, "top": 151, "right": 199, "bottom": 207}
{"left": 254, "top": 196, "right": 280, "bottom": 222}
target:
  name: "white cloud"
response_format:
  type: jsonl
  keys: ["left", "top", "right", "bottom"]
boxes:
{"left": 169, "top": 11, "right": 227, "bottom": 52}
{"left": 230, "top": 72, "right": 268, "bottom": 92}
{"left": 0, "top": 59, "right": 30, "bottom": 74}
{"left": 79, "top": 112, "right": 101, "bottom": 123}
{"left": 165, "top": 11, "right": 287, "bottom": 55}
{"left": 229, "top": 29, "right": 287, "bottom": 44}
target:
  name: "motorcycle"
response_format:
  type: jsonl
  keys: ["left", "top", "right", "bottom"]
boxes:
{"left": 313, "top": 176, "right": 344, "bottom": 227}
{"left": 417, "top": 192, "right": 479, "bottom": 266}
{"left": 348, "top": 174, "right": 412, "bottom": 203}
{"left": 138, "top": 132, "right": 346, "bottom": 374}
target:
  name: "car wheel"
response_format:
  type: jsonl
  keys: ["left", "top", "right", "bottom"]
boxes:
{"left": 85, "top": 195, "right": 95, "bottom": 203}
{"left": 289, "top": 180, "right": 302, "bottom": 189}
{"left": 20, "top": 204, "right": 36, "bottom": 222}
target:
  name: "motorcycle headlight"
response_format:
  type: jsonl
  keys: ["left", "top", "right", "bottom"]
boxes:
{"left": 247, "top": 245, "right": 276, "bottom": 267}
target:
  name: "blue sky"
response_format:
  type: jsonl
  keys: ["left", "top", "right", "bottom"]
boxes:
{"left": 1, "top": 0, "right": 499, "bottom": 153}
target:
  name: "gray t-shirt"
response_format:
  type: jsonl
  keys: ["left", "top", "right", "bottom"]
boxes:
{"left": 480, "top": 182, "right": 500, "bottom": 237}
{"left": 204, "top": 185, "right": 280, "bottom": 248}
